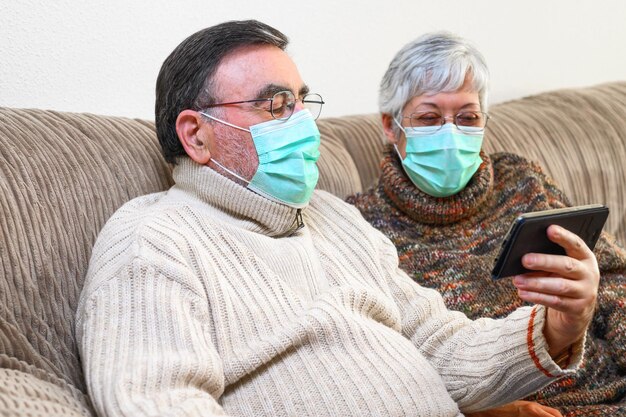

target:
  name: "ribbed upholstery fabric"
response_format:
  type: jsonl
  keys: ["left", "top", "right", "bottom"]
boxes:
{"left": 0, "top": 368, "right": 89, "bottom": 417}
{"left": 0, "top": 81, "right": 624, "bottom": 415}
{"left": 316, "top": 114, "right": 385, "bottom": 196}
{"left": 483, "top": 82, "right": 626, "bottom": 246}
{"left": 0, "top": 108, "right": 173, "bottom": 416}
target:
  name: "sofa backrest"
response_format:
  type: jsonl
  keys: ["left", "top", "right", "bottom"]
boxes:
{"left": 0, "top": 109, "right": 172, "bottom": 414}
{"left": 1, "top": 81, "right": 625, "bottom": 414}
{"left": 483, "top": 82, "right": 626, "bottom": 245}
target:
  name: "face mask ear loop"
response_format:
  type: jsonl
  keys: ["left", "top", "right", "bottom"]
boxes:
{"left": 211, "top": 158, "right": 251, "bottom": 185}
{"left": 392, "top": 116, "right": 407, "bottom": 134}
{"left": 393, "top": 144, "right": 404, "bottom": 162}
{"left": 392, "top": 116, "right": 408, "bottom": 162}
{"left": 200, "top": 112, "right": 251, "bottom": 133}
{"left": 198, "top": 112, "right": 254, "bottom": 183}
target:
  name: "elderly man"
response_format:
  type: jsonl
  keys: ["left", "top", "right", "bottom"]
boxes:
{"left": 76, "top": 20, "right": 599, "bottom": 417}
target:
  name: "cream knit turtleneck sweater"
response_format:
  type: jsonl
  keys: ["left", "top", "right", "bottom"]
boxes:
{"left": 76, "top": 158, "right": 580, "bottom": 417}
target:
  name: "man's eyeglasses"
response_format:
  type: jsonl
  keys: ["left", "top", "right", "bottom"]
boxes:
{"left": 402, "top": 111, "right": 490, "bottom": 133}
{"left": 202, "top": 90, "right": 325, "bottom": 121}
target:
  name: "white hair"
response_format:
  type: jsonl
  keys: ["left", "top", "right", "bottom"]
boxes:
{"left": 379, "top": 32, "right": 490, "bottom": 137}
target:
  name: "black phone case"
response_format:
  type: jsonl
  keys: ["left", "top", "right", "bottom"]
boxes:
{"left": 491, "top": 205, "right": 609, "bottom": 280}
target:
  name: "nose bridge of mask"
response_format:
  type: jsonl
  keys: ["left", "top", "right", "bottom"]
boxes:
{"left": 405, "top": 124, "right": 482, "bottom": 154}
{"left": 250, "top": 110, "right": 321, "bottom": 162}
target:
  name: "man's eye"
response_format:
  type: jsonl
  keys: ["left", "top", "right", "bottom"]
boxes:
{"left": 271, "top": 97, "right": 286, "bottom": 112}
{"left": 271, "top": 103, "right": 287, "bottom": 116}
{"left": 255, "top": 101, "right": 273, "bottom": 112}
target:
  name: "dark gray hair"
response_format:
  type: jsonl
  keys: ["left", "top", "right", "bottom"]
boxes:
{"left": 379, "top": 32, "right": 489, "bottom": 138}
{"left": 155, "top": 20, "right": 289, "bottom": 164}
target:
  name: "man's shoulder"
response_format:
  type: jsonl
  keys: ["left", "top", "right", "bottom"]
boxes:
{"left": 310, "top": 189, "right": 362, "bottom": 216}
{"left": 89, "top": 189, "right": 196, "bottom": 270}
{"left": 308, "top": 189, "right": 380, "bottom": 235}
{"left": 102, "top": 190, "right": 170, "bottom": 236}
{"left": 83, "top": 187, "right": 216, "bottom": 291}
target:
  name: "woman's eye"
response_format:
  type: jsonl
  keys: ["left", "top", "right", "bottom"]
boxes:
{"left": 412, "top": 113, "right": 442, "bottom": 125}
{"left": 457, "top": 112, "right": 481, "bottom": 125}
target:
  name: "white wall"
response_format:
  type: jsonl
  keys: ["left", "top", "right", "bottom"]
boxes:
{"left": 1, "top": 0, "right": 625, "bottom": 120}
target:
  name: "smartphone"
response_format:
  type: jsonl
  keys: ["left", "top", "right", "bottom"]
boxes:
{"left": 491, "top": 204, "right": 609, "bottom": 280}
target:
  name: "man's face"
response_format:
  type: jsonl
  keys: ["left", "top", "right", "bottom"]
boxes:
{"left": 204, "top": 44, "right": 308, "bottom": 181}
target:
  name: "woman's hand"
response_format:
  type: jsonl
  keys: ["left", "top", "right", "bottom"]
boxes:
{"left": 466, "top": 400, "right": 563, "bottom": 417}
{"left": 512, "top": 224, "right": 599, "bottom": 357}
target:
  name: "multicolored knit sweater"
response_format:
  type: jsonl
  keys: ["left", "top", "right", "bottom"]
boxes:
{"left": 347, "top": 146, "right": 626, "bottom": 417}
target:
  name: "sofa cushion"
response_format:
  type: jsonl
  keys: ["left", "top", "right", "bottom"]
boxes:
{"left": 0, "top": 364, "right": 92, "bottom": 416}
{"left": 0, "top": 108, "right": 172, "bottom": 413}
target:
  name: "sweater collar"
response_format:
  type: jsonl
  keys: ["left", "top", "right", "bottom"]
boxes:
{"left": 172, "top": 157, "right": 302, "bottom": 237}
{"left": 380, "top": 145, "right": 494, "bottom": 225}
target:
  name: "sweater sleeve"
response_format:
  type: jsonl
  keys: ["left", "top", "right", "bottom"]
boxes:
{"left": 375, "top": 230, "right": 582, "bottom": 413}
{"left": 76, "top": 257, "right": 229, "bottom": 417}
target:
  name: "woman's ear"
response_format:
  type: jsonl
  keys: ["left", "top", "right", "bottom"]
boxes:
{"left": 176, "top": 110, "right": 213, "bottom": 164}
{"left": 381, "top": 113, "right": 398, "bottom": 144}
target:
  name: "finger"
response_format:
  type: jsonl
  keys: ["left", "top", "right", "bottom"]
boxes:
{"left": 535, "top": 408, "right": 563, "bottom": 417}
{"left": 515, "top": 287, "right": 589, "bottom": 314}
{"left": 516, "top": 278, "right": 596, "bottom": 314}
{"left": 513, "top": 275, "right": 585, "bottom": 298}
{"left": 537, "top": 407, "right": 564, "bottom": 417}
{"left": 521, "top": 252, "right": 586, "bottom": 280}
{"left": 514, "top": 401, "right": 564, "bottom": 417}
{"left": 547, "top": 408, "right": 564, "bottom": 417}
{"left": 546, "top": 224, "right": 593, "bottom": 260}
{"left": 516, "top": 288, "right": 562, "bottom": 310}
{"left": 535, "top": 404, "right": 564, "bottom": 417}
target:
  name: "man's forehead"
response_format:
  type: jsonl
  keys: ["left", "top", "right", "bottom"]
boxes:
{"left": 213, "top": 44, "right": 305, "bottom": 100}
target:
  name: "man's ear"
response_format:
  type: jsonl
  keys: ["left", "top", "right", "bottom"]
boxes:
{"left": 176, "top": 109, "right": 213, "bottom": 164}
{"left": 381, "top": 113, "right": 398, "bottom": 144}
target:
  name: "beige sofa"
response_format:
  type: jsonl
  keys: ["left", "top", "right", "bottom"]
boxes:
{"left": 1, "top": 81, "right": 625, "bottom": 416}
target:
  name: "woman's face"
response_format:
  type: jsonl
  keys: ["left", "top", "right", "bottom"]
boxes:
{"left": 384, "top": 83, "right": 481, "bottom": 158}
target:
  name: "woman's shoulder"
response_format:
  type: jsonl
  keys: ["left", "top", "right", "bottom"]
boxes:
{"left": 490, "top": 151, "right": 539, "bottom": 167}
{"left": 489, "top": 151, "right": 552, "bottom": 178}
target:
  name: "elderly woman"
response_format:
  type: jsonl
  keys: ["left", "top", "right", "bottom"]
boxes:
{"left": 347, "top": 32, "right": 626, "bottom": 417}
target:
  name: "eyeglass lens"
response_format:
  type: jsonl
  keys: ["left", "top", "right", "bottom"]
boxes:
{"left": 270, "top": 91, "right": 324, "bottom": 121}
{"left": 408, "top": 111, "right": 488, "bottom": 132}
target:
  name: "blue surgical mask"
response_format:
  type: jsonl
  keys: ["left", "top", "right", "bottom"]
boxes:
{"left": 394, "top": 121, "right": 483, "bottom": 197}
{"left": 200, "top": 109, "right": 321, "bottom": 208}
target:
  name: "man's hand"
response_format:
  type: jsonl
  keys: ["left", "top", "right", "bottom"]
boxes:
{"left": 466, "top": 400, "right": 563, "bottom": 417}
{"left": 512, "top": 224, "right": 599, "bottom": 357}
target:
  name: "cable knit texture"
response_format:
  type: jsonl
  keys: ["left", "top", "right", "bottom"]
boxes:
{"left": 347, "top": 146, "right": 626, "bottom": 416}
{"left": 76, "top": 158, "right": 577, "bottom": 417}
